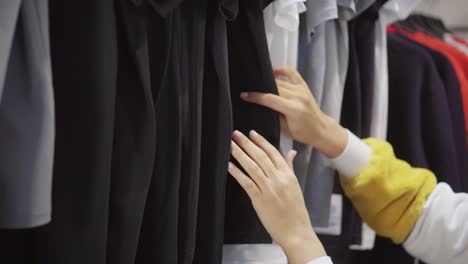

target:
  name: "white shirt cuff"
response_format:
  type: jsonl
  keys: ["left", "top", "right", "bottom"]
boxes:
{"left": 307, "top": 256, "right": 333, "bottom": 264}
{"left": 402, "top": 183, "right": 468, "bottom": 264}
{"left": 222, "top": 244, "right": 287, "bottom": 263}
{"left": 329, "top": 130, "right": 372, "bottom": 178}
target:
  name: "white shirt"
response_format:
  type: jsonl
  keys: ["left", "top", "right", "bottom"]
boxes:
{"left": 264, "top": 0, "right": 306, "bottom": 154}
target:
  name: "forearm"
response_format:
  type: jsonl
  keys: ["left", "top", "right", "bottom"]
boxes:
{"left": 281, "top": 230, "right": 327, "bottom": 264}
{"left": 307, "top": 113, "right": 348, "bottom": 159}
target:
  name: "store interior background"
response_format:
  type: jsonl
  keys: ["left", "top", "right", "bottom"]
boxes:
{"left": 416, "top": 0, "right": 468, "bottom": 38}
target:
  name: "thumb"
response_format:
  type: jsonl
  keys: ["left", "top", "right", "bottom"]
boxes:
{"left": 285, "top": 150, "right": 297, "bottom": 169}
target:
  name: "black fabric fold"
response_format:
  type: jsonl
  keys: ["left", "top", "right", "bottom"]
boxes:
{"left": 224, "top": 0, "right": 280, "bottom": 244}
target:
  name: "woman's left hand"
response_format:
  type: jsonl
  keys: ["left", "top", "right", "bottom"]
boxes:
{"left": 228, "top": 130, "right": 326, "bottom": 264}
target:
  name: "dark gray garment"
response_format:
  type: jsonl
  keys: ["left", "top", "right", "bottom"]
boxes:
{"left": 295, "top": 0, "right": 375, "bottom": 228}
{"left": 296, "top": 20, "right": 347, "bottom": 228}
{"left": 294, "top": 0, "right": 338, "bottom": 228}
{"left": 0, "top": 0, "right": 22, "bottom": 97}
{"left": 0, "top": 0, "right": 54, "bottom": 228}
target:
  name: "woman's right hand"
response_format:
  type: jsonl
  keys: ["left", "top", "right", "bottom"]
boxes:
{"left": 241, "top": 67, "right": 348, "bottom": 158}
{"left": 228, "top": 130, "right": 327, "bottom": 264}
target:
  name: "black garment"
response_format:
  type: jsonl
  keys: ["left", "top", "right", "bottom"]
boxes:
{"left": 224, "top": 0, "right": 280, "bottom": 244}
{"left": 0, "top": 1, "right": 236, "bottom": 264}
{"left": 23, "top": 1, "right": 119, "bottom": 264}
{"left": 136, "top": 1, "right": 208, "bottom": 263}
{"left": 387, "top": 33, "right": 459, "bottom": 188}
{"left": 344, "top": 4, "right": 381, "bottom": 246}
{"left": 393, "top": 33, "right": 468, "bottom": 192}
{"left": 0, "top": 1, "right": 156, "bottom": 263}
{"left": 322, "top": 2, "right": 383, "bottom": 258}
{"left": 106, "top": 1, "right": 157, "bottom": 263}
{"left": 193, "top": 1, "right": 237, "bottom": 263}
{"left": 343, "top": 3, "right": 379, "bottom": 138}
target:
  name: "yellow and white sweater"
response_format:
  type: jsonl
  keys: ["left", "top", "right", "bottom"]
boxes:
{"left": 317, "top": 130, "right": 468, "bottom": 264}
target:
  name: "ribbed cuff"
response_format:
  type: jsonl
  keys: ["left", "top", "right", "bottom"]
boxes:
{"left": 330, "top": 130, "right": 372, "bottom": 178}
{"left": 306, "top": 256, "right": 333, "bottom": 264}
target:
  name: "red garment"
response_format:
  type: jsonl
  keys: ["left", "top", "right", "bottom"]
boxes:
{"left": 390, "top": 26, "right": 468, "bottom": 142}
{"left": 453, "top": 36, "right": 468, "bottom": 47}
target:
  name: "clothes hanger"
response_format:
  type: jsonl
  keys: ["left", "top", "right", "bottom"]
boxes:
{"left": 393, "top": 14, "right": 449, "bottom": 39}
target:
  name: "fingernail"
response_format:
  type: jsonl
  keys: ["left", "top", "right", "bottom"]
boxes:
{"left": 228, "top": 162, "right": 234, "bottom": 169}
{"left": 291, "top": 150, "right": 297, "bottom": 158}
{"left": 232, "top": 130, "right": 241, "bottom": 137}
{"left": 240, "top": 92, "right": 249, "bottom": 99}
{"left": 250, "top": 130, "right": 258, "bottom": 136}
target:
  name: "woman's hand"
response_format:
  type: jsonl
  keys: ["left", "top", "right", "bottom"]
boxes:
{"left": 241, "top": 67, "right": 348, "bottom": 158}
{"left": 228, "top": 130, "right": 327, "bottom": 264}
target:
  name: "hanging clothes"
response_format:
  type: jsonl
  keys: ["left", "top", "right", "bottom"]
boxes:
{"left": 392, "top": 33, "right": 468, "bottom": 193}
{"left": 294, "top": 1, "right": 341, "bottom": 202}
{"left": 293, "top": 0, "right": 376, "bottom": 232}
{"left": 193, "top": 0, "right": 237, "bottom": 263}
{"left": 264, "top": 0, "right": 306, "bottom": 155}
{"left": 350, "top": 30, "right": 460, "bottom": 264}
{"left": 223, "top": 0, "right": 280, "bottom": 245}
{"left": 138, "top": 1, "right": 210, "bottom": 263}
{"left": 106, "top": 0, "right": 157, "bottom": 263}
{"left": 0, "top": 0, "right": 54, "bottom": 229}
{"left": 397, "top": 29, "right": 468, "bottom": 143}
{"left": 0, "top": 1, "right": 235, "bottom": 264}
{"left": 15, "top": 0, "right": 120, "bottom": 263}
{"left": 114, "top": 1, "right": 236, "bottom": 263}
{"left": 223, "top": 2, "right": 305, "bottom": 263}
{"left": 343, "top": 0, "right": 424, "bottom": 253}
{"left": 453, "top": 35, "right": 468, "bottom": 47}
{"left": 445, "top": 34, "right": 468, "bottom": 55}
{"left": 223, "top": 0, "right": 283, "bottom": 262}
{"left": 340, "top": 1, "right": 381, "bottom": 251}
{"left": 264, "top": 0, "right": 306, "bottom": 69}
{"left": 307, "top": 1, "right": 380, "bottom": 259}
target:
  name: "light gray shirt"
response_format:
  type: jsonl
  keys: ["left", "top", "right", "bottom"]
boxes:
{"left": 0, "top": 0, "right": 54, "bottom": 228}
{"left": 296, "top": 0, "right": 375, "bottom": 228}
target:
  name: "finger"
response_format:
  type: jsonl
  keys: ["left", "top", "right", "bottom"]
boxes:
{"left": 273, "top": 67, "right": 305, "bottom": 85}
{"left": 248, "top": 130, "right": 289, "bottom": 170}
{"left": 284, "top": 150, "right": 297, "bottom": 169}
{"left": 232, "top": 131, "right": 277, "bottom": 176}
{"left": 231, "top": 140, "right": 269, "bottom": 190}
{"left": 240, "top": 92, "right": 292, "bottom": 115}
{"left": 275, "top": 79, "right": 296, "bottom": 90}
{"left": 228, "top": 162, "right": 261, "bottom": 199}
{"left": 277, "top": 86, "right": 295, "bottom": 99}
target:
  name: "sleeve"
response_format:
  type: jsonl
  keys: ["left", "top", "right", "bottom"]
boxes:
{"left": 306, "top": 256, "right": 333, "bottom": 264}
{"left": 329, "top": 130, "right": 372, "bottom": 178}
{"left": 0, "top": 0, "right": 22, "bottom": 100}
{"left": 403, "top": 183, "right": 468, "bottom": 264}
{"left": 330, "top": 132, "right": 437, "bottom": 244}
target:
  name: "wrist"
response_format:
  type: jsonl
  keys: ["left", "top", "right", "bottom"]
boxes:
{"left": 280, "top": 231, "right": 327, "bottom": 264}
{"left": 312, "top": 114, "right": 348, "bottom": 158}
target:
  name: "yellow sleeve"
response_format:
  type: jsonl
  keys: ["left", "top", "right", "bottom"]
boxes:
{"left": 339, "top": 138, "right": 437, "bottom": 244}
